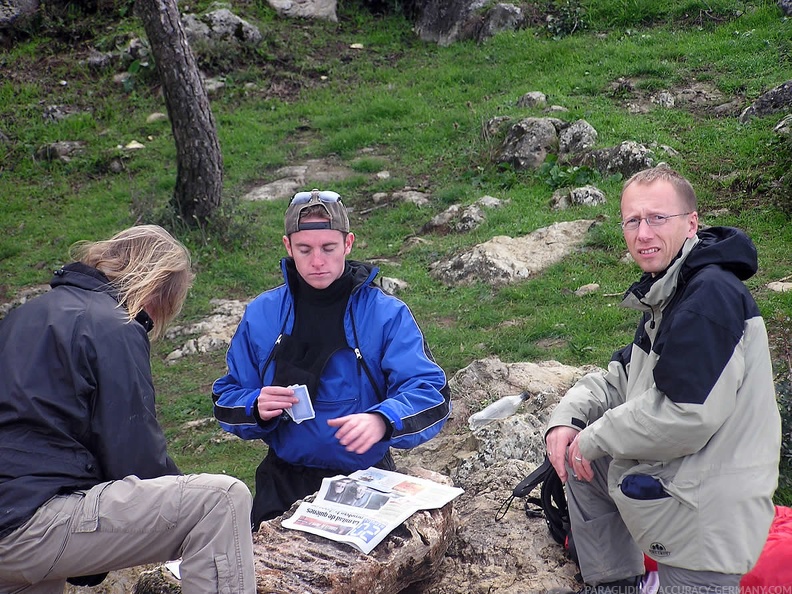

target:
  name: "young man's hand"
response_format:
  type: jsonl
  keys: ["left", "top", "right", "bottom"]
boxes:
{"left": 256, "top": 386, "right": 299, "bottom": 421}
{"left": 328, "top": 413, "right": 386, "bottom": 454}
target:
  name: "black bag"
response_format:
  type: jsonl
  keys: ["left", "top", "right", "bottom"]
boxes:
{"left": 66, "top": 573, "right": 108, "bottom": 587}
{"left": 496, "top": 455, "right": 577, "bottom": 563}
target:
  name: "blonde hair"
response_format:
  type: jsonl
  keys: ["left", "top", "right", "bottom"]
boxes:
{"left": 71, "top": 225, "right": 194, "bottom": 340}
{"left": 623, "top": 164, "right": 698, "bottom": 211}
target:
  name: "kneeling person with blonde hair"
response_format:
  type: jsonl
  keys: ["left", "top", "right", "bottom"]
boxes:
{"left": 0, "top": 225, "right": 256, "bottom": 594}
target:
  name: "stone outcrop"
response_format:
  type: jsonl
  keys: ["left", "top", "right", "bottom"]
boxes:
{"left": 558, "top": 119, "right": 598, "bottom": 157}
{"left": 164, "top": 298, "right": 247, "bottom": 363}
{"left": 497, "top": 117, "right": 560, "bottom": 170}
{"left": 474, "top": 3, "right": 525, "bottom": 44}
{"left": 242, "top": 159, "right": 357, "bottom": 201}
{"left": 420, "top": 195, "right": 508, "bottom": 235}
{"left": 251, "top": 468, "right": 455, "bottom": 593}
{"left": 550, "top": 185, "right": 607, "bottom": 210}
{"left": 391, "top": 356, "right": 593, "bottom": 593}
{"left": 429, "top": 219, "right": 597, "bottom": 286}
{"left": 181, "top": 8, "right": 263, "bottom": 48}
{"left": 576, "top": 140, "right": 655, "bottom": 178}
{"left": 0, "top": 0, "right": 38, "bottom": 30}
{"left": 739, "top": 79, "right": 792, "bottom": 123}
{"left": 414, "top": 0, "right": 527, "bottom": 46}
{"left": 267, "top": 0, "right": 338, "bottom": 22}
{"left": 35, "top": 141, "right": 87, "bottom": 163}
{"left": 413, "top": 0, "right": 483, "bottom": 46}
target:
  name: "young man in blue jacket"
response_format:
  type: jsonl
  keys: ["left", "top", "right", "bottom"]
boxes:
{"left": 213, "top": 189, "right": 451, "bottom": 528}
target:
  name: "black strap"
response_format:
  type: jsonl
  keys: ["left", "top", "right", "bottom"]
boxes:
{"left": 495, "top": 456, "right": 554, "bottom": 521}
{"left": 512, "top": 456, "right": 554, "bottom": 498}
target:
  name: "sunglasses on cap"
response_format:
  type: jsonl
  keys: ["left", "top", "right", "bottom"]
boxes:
{"left": 290, "top": 189, "right": 343, "bottom": 205}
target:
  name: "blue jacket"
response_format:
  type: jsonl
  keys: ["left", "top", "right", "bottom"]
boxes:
{"left": 212, "top": 259, "right": 451, "bottom": 471}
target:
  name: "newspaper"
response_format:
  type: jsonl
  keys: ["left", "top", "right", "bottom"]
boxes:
{"left": 281, "top": 467, "right": 464, "bottom": 554}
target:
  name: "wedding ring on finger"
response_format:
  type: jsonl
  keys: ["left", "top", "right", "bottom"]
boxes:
{"left": 574, "top": 456, "right": 582, "bottom": 462}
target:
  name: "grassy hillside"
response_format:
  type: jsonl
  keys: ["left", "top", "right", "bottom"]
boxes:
{"left": 1, "top": 0, "right": 790, "bottom": 498}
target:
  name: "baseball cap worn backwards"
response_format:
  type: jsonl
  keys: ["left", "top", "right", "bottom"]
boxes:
{"left": 285, "top": 189, "right": 350, "bottom": 235}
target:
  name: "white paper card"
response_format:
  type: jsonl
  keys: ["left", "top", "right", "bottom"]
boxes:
{"left": 286, "top": 384, "right": 315, "bottom": 423}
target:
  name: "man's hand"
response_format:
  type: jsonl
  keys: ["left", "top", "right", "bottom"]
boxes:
{"left": 568, "top": 434, "right": 594, "bottom": 483}
{"left": 327, "top": 413, "right": 387, "bottom": 454}
{"left": 545, "top": 426, "right": 581, "bottom": 483}
{"left": 256, "top": 386, "right": 298, "bottom": 421}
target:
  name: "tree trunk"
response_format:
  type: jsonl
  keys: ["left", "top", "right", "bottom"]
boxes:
{"left": 135, "top": 0, "right": 222, "bottom": 224}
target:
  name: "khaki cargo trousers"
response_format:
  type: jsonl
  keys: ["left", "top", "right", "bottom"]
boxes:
{"left": 0, "top": 473, "right": 256, "bottom": 594}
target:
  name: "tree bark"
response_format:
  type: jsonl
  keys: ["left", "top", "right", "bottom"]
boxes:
{"left": 135, "top": 0, "right": 222, "bottom": 224}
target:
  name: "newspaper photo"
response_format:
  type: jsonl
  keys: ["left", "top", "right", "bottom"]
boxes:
{"left": 281, "top": 467, "right": 464, "bottom": 554}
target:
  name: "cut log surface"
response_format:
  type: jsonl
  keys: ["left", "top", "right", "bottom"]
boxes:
{"left": 130, "top": 467, "right": 457, "bottom": 594}
{"left": 253, "top": 467, "right": 457, "bottom": 594}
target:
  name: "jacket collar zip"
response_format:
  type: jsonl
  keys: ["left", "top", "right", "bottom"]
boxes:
{"left": 349, "top": 303, "right": 385, "bottom": 402}
{"left": 135, "top": 310, "right": 154, "bottom": 333}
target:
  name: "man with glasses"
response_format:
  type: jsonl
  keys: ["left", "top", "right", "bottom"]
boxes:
{"left": 213, "top": 189, "right": 451, "bottom": 529}
{"left": 545, "top": 166, "right": 780, "bottom": 593}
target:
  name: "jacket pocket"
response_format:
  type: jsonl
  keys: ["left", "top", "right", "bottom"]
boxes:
{"left": 620, "top": 474, "right": 671, "bottom": 500}
{"left": 612, "top": 477, "right": 700, "bottom": 567}
{"left": 73, "top": 482, "right": 113, "bottom": 533}
{"left": 74, "top": 476, "right": 180, "bottom": 534}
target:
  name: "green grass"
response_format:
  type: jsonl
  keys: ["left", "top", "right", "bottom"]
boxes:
{"left": 1, "top": 0, "right": 790, "bottom": 497}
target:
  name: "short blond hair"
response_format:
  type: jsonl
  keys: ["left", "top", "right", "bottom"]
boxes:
{"left": 71, "top": 225, "right": 194, "bottom": 340}
{"left": 622, "top": 164, "right": 698, "bottom": 211}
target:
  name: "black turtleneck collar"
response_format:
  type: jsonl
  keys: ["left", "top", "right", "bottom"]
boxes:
{"left": 284, "top": 260, "right": 354, "bottom": 303}
{"left": 273, "top": 262, "right": 353, "bottom": 397}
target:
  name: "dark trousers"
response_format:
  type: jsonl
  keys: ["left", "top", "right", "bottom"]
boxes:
{"left": 251, "top": 449, "right": 395, "bottom": 530}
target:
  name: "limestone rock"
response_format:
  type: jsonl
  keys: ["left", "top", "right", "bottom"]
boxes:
{"left": 558, "top": 119, "right": 598, "bottom": 156}
{"left": 242, "top": 159, "right": 356, "bottom": 201}
{"left": 578, "top": 140, "right": 655, "bottom": 177}
{"left": 430, "top": 219, "right": 596, "bottom": 286}
{"left": 0, "top": 0, "right": 38, "bottom": 29}
{"left": 134, "top": 566, "right": 181, "bottom": 593}
{"left": 498, "top": 117, "right": 559, "bottom": 170}
{"left": 392, "top": 357, "right": 592, "bottom": 592}
{"left": 767, "top": 281, "right": 792, "bottom": 292}
{"left": 550, "top": 185, "right": 606, "bottom": 210}
{"left": 739, "top": 79, "right": 792, "bottom": 123}
{"left": 35, "top": 141, "right": 87, "bottom": 163}
{"left": 164, "top": 298, "right": 247, "bottom": 362}
{"left": 267, "top": 0, "right": 338, "bottom": 22}
{"left": 475, "top": 3, "right": 524, "bottom": 43}
{"left": 773, "top": 114, "right": 792, "bottom": 137}
{"left": 414, "top": 0, "right": 485, "bottom": 46}
{"left": 517, "top": 91, "right": 547, "bottom": 109}
{"left": 182, "top": 8, "right": 263, "bottom": 47}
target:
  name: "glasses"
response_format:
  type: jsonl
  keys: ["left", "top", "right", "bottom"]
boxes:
{"left": 290, "top": 189, "right": 342, "bottom": 205}
{"left": 620, "top": 212, "right": 691, "bottom": 231}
